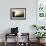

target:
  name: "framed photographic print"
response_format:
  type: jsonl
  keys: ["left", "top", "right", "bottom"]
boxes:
{"left": 10, "top": 8, "right": 26, "bottom": 20}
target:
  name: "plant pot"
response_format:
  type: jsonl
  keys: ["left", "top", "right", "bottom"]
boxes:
{"left": 40, "top": 38, "right": 45, "bottom": 43}
{"left": 37, "top": 39, "right": 45, "bottom": 44}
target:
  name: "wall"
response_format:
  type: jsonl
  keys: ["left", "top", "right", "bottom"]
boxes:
{"left": 0, "top": 0, "right": 36, "bottom": 42}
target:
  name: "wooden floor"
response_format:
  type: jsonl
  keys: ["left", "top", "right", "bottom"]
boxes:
{"left": 0, "top": 42, "right": 46, "bottom": 46}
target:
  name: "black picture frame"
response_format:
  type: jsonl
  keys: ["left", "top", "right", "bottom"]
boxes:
{"left": 10, "top": 8, "right": 26, "bottom": 20}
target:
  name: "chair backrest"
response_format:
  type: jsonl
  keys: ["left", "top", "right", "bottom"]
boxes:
{"left": 11, "top": 27, "right": 18, "bottom": 34}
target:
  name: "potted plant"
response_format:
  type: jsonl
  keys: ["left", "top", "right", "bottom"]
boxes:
{"left": 33, "top": 32, "right": 46, "bottom": 43}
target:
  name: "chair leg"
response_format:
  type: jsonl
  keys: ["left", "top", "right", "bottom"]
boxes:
{"left": 4, "top": 41, "right": 7, "bottom": 46}
{"left": 4, "top": 33, "right": 7, "bottom": 46}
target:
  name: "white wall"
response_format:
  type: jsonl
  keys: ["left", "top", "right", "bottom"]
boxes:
{"left": 0, "top": 0, "right": 37, "bottom": 42}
